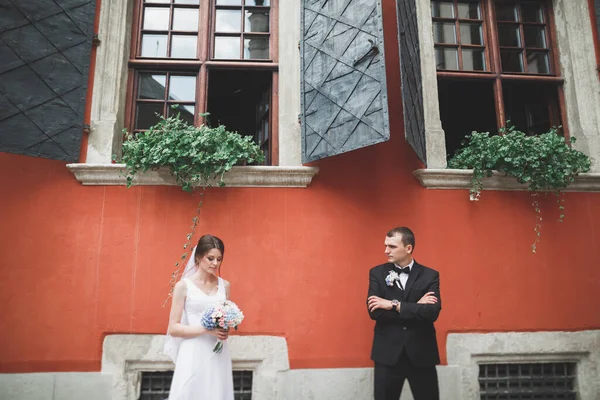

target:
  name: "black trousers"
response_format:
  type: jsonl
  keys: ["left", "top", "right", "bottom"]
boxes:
{"left": 374, "top": 352, "right": 439, "bottom": 400}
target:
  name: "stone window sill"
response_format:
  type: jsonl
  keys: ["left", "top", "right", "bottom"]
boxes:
{"left": 414, "top": 169, "right": 600, "bottom": 192}
{"left": 67, "top": 163, "right": 319, "bottom": 188}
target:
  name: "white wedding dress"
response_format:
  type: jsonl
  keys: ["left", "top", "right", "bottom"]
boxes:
{"left": 168, "top": 277, "right": 234, "bottom": 400}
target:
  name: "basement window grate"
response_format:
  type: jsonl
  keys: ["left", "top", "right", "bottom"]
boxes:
{"left": 139, "top": 370, "right": 253, "bottom": 400}
{"left": 233, "top": 370, "right": 253, "bottom": 400}
{"left": 479, "top": 362, "right": 577, "bottom": 400}
{"left": 139, "top": 371, "right": 172, "bottom": 400}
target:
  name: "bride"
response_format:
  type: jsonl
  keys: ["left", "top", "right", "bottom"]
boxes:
{"left": 164, "top": 234, "right": 234, "bottom": 400}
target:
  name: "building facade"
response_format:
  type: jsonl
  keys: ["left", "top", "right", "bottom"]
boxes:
{"left": 1, "top": 0, "right": 600, "bottom": 399}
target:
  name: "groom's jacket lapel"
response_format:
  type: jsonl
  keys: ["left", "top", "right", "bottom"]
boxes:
{"left": 403, "top": 262, "right": 422, "bottom": 298}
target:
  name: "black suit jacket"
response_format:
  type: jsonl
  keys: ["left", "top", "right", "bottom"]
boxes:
{"left": 367, "top": 261, "right": 441, "bottom": 367}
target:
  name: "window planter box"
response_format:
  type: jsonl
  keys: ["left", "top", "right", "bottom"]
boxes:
{"left": 414, "top": 169, "right": 600, "bottom": 192}
{"left": 67, "top": 164, "right": 319, "bottom": 188}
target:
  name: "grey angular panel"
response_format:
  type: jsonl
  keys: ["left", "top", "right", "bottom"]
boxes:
{"left": 0, "top": 92, "right": 20, "bottom": 120}
{"left": 12, "top": 0, "right": 63, "bottom": 21}
{"left": 64, "top": 2, "right": 96, "bottom": 34}
{"left": 45, "top": 126, "right": 83, "bottom": 156}
{"left": 31, "top": 53, "right": 83, "bottom": 95}
{"left": 61, "top": 88, "right": 85, "bottom": 113}
{"left": 0, "top": 41, "right": 25, "bottom": 73}
{"left": 56, "top": 0, "right": 93, "bottom": 10}
{"left": 301, "top": 0, "right": 390, "bottom": 163}
{"left": 397, "top": 0, "right": 427, "bottom": 165}
{"left": 0, "top": 66, "right": 56, "bottom": 110}
{"left": 25, "top": 98, "right": 78, "bottom": 135}
{"left": 0, "top": 2, "right": 28, "bottom": 32}
{"left": 62, "top": 41, "right": 90, "bottom": 73}
{"left": 1, "top": 24, "right": 58, "bottom": 63}
{"left": 35, "top": 12, "right": 88, "bottom": 50}
{"left": 0, "top": 0, "right": 96, "bottom": 161}
{"left": 0, "top": 114, "right": 47, "bottom": 148}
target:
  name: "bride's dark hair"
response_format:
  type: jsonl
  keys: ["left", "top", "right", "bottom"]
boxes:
{"left": 194, "top": 234, "right": 225, "bottom": 260}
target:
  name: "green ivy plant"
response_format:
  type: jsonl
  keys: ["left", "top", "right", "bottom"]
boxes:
{"left": 116, "top": 109, "right": 264, "bottom": 302}
{"left": 447, "top": 126, "right": 591, "bottom": 252}
{"left": 120, "top": 111, "right": 264, "bottom": 191}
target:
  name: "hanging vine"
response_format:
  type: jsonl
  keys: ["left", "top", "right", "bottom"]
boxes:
{"left": 117, "top": 109, "right": 264, "bottom": 301}
{"left": 448, "top": 126, "right": 591, "bottom": 252}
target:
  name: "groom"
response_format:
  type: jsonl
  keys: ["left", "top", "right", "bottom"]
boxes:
{"left": 367, "top": 227, "right": 441, "bottom": 400}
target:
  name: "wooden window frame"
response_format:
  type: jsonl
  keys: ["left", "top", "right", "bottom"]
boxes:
{"left": 130, "top": 72, "right": 198, "bottom": 134}
{"left": 433, "top": 0, "right": 568, "bottom": 135}
{"left": 255, "top": 86, "right": 271, "bottom": 159}
{"left": 432, "top": 0, "right": 492, "bottom": 71}
{"left": 125, "top": 0, "right": 280, "bottom": 165}
{"left": 211, "top": 1, "right": 272, "bottom": 61}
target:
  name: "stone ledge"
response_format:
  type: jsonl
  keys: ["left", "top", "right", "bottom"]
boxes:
{"left": 102, "top": 334, "right": 289, "bottom": 400}
{"left": 445, "top": 330, "right": 600, "bottom": 400}
{"left": 66, "top": 163, "right": 319, "bottom": 188}
{"left": 414, "top": 169, "right": 600, "bottom": 192}
{"left": 0, "top": 373, "right": 112, "bottom": 400}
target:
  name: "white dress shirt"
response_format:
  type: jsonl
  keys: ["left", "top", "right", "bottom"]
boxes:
{"left": 394, "top": 259, "right": 414, "bottom": 290}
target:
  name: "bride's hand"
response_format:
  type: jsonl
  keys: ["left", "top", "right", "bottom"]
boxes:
{"left": 208, "top": 328, "right": 229, "bottom": 340}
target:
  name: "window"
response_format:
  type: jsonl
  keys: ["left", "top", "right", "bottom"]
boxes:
{"left": 126, "top": 0, "right": 278, "bottom": 165}
{"left": 139, "top": 370, "right": 253, "bottom": 400}
{"left": 432, "top": 0, "right": 565, "bottom": 156}
{"left": 213, "top": 1, "right": 270, "bottom": 60}
{"left": 478, "top": 362, "right": 577, "bottom": 399}
{"left": 232, "top": 370, "right": 253, "bottom": 400}
{"left": 139, "top": 370, "right": 173, "bottom": 400}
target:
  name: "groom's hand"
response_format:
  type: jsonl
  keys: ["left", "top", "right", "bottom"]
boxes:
{"left": 417, "top": 292, "right": 438, "bottom": 304}
{"left": 368, "top": 296, "right": 393, "bottom": 312}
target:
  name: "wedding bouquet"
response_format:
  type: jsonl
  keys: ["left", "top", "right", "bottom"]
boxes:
{"left": 200, "top": 300, "right": 245, "bottom": 353}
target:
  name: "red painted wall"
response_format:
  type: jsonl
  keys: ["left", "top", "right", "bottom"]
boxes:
{"left": 1, "top": 0, "right": 600, "bottom": 373}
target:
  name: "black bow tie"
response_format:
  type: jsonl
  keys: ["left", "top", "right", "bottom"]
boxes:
{"left": 397, "top": 266, "right": 411, "bottom": 274}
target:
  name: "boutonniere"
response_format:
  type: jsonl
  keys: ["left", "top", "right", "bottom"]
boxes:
{"left": 385, "top": 270, "right": 401, "bottom": 287}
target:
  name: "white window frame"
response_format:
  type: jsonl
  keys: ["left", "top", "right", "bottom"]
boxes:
{"left": 412, "top": 0, "right": 600, "bottom": 191}
{"left": 66, "top": 0, "right": 318, "bottom": 188}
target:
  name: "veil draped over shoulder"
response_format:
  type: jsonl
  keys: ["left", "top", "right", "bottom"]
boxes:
{"left": 163, "top": 247, "right": 197, "bottom": 362}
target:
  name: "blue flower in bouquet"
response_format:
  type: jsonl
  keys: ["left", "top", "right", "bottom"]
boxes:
{"left": 200, "top": 300, "right": 244, "bottom": 353}
{"left": 201, "top": 308, "right": 219, "bottom": 330}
